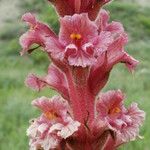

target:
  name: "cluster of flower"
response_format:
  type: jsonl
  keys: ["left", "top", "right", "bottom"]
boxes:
{"left": 20, "top": 0, "right": 145, "bottom": 150}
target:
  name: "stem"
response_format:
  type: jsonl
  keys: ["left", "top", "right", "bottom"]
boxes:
{"left": 74, "top": 0, "right": 81, "bottom": 13}
{"left": 76, "top": 85, "right": 95, "bottom": 126}
{"left": 66, "top": 69, "right": 84, "bottom": 123}
{"left": 103, "top": 136, "right": 116, "bottom": 150}
{"left": 66, "top": 67, "right": 95, "bottom": 125}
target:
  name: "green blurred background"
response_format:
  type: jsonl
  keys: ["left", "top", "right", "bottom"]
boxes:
{"left": 0, "top": 0, "right": 150, "bottom": 149}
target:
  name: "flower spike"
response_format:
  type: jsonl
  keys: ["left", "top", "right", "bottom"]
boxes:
{"left": 48, "top": 0, "right": 112, "bottom": 20}
{"left": 19, "top": 1, "right": 145, "bottom": 149}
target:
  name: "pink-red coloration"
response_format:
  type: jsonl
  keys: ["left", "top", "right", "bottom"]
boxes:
{"left": 27, "top": 96, "right": 80, "bottom": 150}
{"left": 95, "top": 9, "right": 124, "bottom": 34}
{"left": 88, "top": 33, "right": 139, "bottom": 95}
{"left": 25, "top": 64, "right": 69, "bottom": 100}
{"left": 20, "top": 1, "right": 145, "bottom": 150}
{"left": 96, "top": 90, "right": 145, "bottom": 148}
{"left": 25, "top": 73, "right": 46, "bottom": 91}
{"left": 115, "top": 103, "right": 145, "bottom": 146}
{"left": 48, "top": 0, "right": 111, "bottom": 20}
{"left": 20, "top": 12, "right": 57, "bottom": 55}
{"left": 46, "top": 13, "right": 113, "bottom": 67}
{"left": 20, "top": 12, "right": 138, "bottom": 70}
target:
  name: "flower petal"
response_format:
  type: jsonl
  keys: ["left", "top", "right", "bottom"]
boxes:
{"left": 127, "top": 103, "right": 145, "bottom": 127}
{"left": 68, "top": 53, "right": 96, "bottom": 67}
{"left": 46, "top": 64, "right": 69, "bottom": 99}
{"left": 45, "top": 37, "right": 65, "bottom": 60}
{"left": 59, "top": 13, "right": 98, "bottom": 44}
{"left": 96, "top": 90, "right": 145, "bottom": 145}
{"left": 20, "top": 31, "right": 42, "bottom": 56}
{"left": 40, "top": 134, "right": 59, "bottom": 150}
{"left": 32, "top": 96, "right": 69, "bottom": 118}
{"left": 96, "top": 90, "right": 125, "bottom": 118}
{"left": 48, "top": 0, "right": 112, "bottom": 20}
{"left": 49, "top": 121, "right": 80, "bottom": 139}
{"left": 25, "top": 73, "right": 46, "bottom": 91}
{"left": 107, "top": 33, "right": 139, "bottom": 71}
{"left": 48, "top": 0, "right": 75, "bottom": 17}
{"left": 25, "top": 64, "right": 69, "bottom": 100}
{"left": 95, "top": 9, "right": 124, "bottom": 34}
{"left": 93, "top": 31, "right": 113, "bottom": 54}
{"left": 27, "top": 95, "right": 80, "bottom": 150}
{"left": 20, "top": 12, "right": 57, "bottom": 55}
{"left": 88, "top": 33, "right": 139, "bottom": 95}
{"left": 58, "top": 121, "right": 81, "bottom": 139}
{"left": 65, "top": 44, "right": 78, "bottom": 57}
{"left": 22, "top": 12, "right": 37, "bottom": 26}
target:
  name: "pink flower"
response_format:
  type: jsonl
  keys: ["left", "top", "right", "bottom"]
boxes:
{"left": 115, "top": 103, "right": 145, "bottom": 146}
{"left": 25, "top": 73, "right": 46, "bottom": 91}
{"left": 88, "top": 33, "right": 139, "bottom": 95}
{"left": 20, "top": 11, "right": 138, "bottom": 70}
{"left": 27, "top": 96, "right": 80, "bottom": 150}
{"left": 19, "top": 12, "right": 57, "bottom": 55}
{"left": 46, "top": 13, "right": 113, "bottom": 67}
{"left": 96, "top": 90, "right": 125, "bottom": 120}
{"left": 95, "top": 9, "right": 124, "bottom": 34}
{"left": 25, "top": 64, "right": 69, "bottom": 100}
{"left": 20, "top": 3, "right": 145, "bottom": 149}
{"left": 87, "top": 10, "right": 139, "bottom": 95}
{"left": 27, "top": 119, "right": 60, "bottom": 150}
{"left": 96, "top": 90, "right": 145, "bottom": 146}
{"left": 48, "top": 0, "right": 111, "bottom": 20}
{"left": 20, "top": 13, "right": 113, "bottom": 67}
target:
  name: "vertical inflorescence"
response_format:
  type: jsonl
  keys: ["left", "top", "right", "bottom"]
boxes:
{"left": 20, "top": 0, "right": 145, "bottom": 150}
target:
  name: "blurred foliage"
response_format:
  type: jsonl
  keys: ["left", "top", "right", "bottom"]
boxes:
{"left": 0, "top": 0, "right": 150, "bottom": 149}
{"left": 106, "top": 2, "right": 150, "bottom": 41}
{"left": 20, "top": 0, "right": 59, "bottom": 33}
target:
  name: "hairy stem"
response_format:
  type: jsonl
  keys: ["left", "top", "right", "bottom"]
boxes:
{"left": 66, "top": 67, "right": 95, "bottom": 125}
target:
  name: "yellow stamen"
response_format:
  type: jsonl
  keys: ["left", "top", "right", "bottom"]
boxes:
{"left": 70, "top": 33, "right": 76, "bottom": 39}
{"left": 109, "top": 107, "right": 121, "bottom": 115}
{"left": 76, "top": 34, "right": 82, "bottom": 39}
{"left": 30, "top": 25, "right": 37, "bottom": 31}
{"left": 70, "top": 33, "right": 82, "bottom": 40}
{"left": 44, "top": 111, "right": 58, "bottom": 120}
